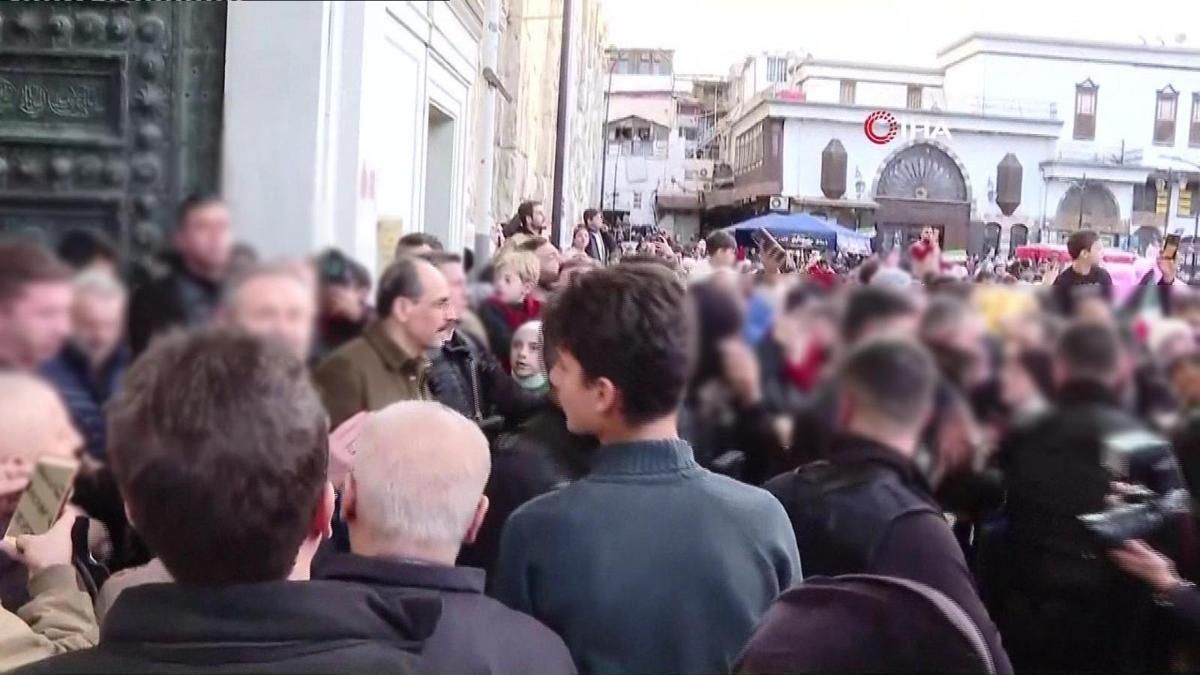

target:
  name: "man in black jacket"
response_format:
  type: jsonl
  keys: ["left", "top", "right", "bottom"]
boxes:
{"left": 994, "top": 321, "right": 1172, "bottom": 673}
{"left": 582, "top": 209, "right": 616, "bottom": 264}
{"left": 788, "top": 285, "right": 920, "bottom": 467}
{"left": 424, "top": 251, "right": 543, "bottom": 436}
{"left": 22, "top": 330, "right": 432, "bottom": 673}
{"left": 127, "top": 194, "right": 232, "bottom": 356}
{"left": 765, "top": 338, "right": 1012, "bottom": 674}
{"left": 315, "top": 400, "right": 575, "bottom": 675}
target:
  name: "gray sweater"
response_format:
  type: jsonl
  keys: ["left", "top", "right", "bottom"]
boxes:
{"left": 493, "top": 438, "right": 801, "bottom": 674}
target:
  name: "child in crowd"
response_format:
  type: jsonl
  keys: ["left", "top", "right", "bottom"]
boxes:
{"left": 479, "top": 250, "right": 542, "bottom": 370}
{"left": 510, "top": 320, "right": 547, "bottom": 394}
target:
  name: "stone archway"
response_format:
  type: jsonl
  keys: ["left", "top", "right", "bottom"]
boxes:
{"left": 1054, "top": 183, "right": 1121, "bottom": 234}
{"left": 871, "top": 141, "right": 972, "bottom": 250}
{"left": 871, "top": 140, "right": 973, "bottom": 206}
{"left": 1133, "top": 225, "right": 1161, "bottom": 256}
{"left": 983, "top": 222, "right": 1002, "bottom": 257}
{"left": 1009, "top": 223, "right": 1029, "bottom": 256}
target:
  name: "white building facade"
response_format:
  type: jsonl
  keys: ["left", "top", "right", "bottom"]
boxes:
{"left": 223, "top": 0, "right": 607, "bottom": 276}
{"left": 712, "top": 33, "right": 1200, "bottom": 257}
{"left": 599, "top": 48, "right": 717, "bottom": 243}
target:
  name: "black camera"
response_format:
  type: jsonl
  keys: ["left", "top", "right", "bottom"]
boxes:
{"left": 1078, "top": 488, "right": 1191, "bottom": 548}
{"left": 1077, "top": 429, "right": 1192, "bottom": 547}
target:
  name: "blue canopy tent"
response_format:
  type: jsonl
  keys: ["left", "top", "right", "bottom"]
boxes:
{"left": 724, "top": 213, "right": 871, "bottom": 254}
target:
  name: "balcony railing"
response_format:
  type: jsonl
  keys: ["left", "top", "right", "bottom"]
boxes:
{"left": 937, "top": 96, "right": 1058, "bottom": 121}
{"left": 1051, "top": 142, "right": 1142, "bottom": 165}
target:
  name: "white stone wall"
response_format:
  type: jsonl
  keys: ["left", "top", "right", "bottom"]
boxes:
{"left": 223, "top": 1, "right": 482, "bottom": 277}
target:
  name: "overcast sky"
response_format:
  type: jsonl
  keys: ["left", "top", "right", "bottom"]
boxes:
{"left": 601, "top": 0, "right": 1200, "bottom": 75}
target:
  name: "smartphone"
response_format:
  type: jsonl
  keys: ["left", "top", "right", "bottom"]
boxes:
{"left": 3, "top": 455, "right": 79, "bottom": 544}
{"left": 1163, "top": 233, "right": 1181, "bottom": 261}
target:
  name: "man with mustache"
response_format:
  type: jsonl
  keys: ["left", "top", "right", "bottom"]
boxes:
{"left": 315, "top": 256, "right": 457, "bottom": 427}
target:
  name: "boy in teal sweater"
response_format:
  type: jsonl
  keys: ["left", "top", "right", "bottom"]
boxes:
{"left": 493, "top": 262, "right": 801, "bottom": 674}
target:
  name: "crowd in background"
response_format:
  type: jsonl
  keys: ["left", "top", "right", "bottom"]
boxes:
{"left": 4, "top": 192, "right": 1200, "bottom": 673}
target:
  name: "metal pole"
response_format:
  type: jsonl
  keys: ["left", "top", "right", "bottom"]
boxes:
{"left": 1077, "top": 173, "right": 1086, "bottom": 230}
{"left": 598, "top": 60, "right": 614, "bottom": 214}
{"left": 549, "top": 0, "right": 575, "bottom": 246}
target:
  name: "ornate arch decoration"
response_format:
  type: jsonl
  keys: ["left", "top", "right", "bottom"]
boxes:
{"left": 871, "top": 140, "right": 972, "bottom": 205}
{"left": 1053, "top": 182, "right": 1121, "bottom": 233}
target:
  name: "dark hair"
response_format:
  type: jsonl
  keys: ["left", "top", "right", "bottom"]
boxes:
{"left": 1066, "top": 230, "right": 1100, "bottom": 260}
{"left": 1056, "top": 320, "right": 1121, "bottom": 382}
{"left": 839, "top": 338, "right": 938, "bottom": 425}
{"left": 842, "top": 286, "right": 918, "bottom": 344}
{"left": 376, "top": 256, "right": 427, "bottom": 317}
{"left": 543, "top": 263, "right": 693, "bottom": 425}
{"left": 920, "top": 297, "right": 967, "bottom": 342}
{"left": 617, "top": 253, "right": 680, "bottom": 273}
{"left": 1017, "top": 348, "right": 1055, "bottom": 399}
{"left": 176, "top": 193, "right": 224, "bottom": 229}
{"left": 784, "top": 283, "right": 821, "bottom": 313}
{"left": 463, "top": 248, "right": 475, "bottom": 274}
{"left": 857, "top": 259, "right": 882, "bottom": 285}
{"left": 420, "top": 250, "right": 463, "bottom": 268}
{"left": 395, "top": 232, "right": 444, "bottom": 258}
{"left": 0, "top": 239, "right": 72, "bottom": 304}
{"left": 107, "top": 329, "right": 327, "bottom": 586}
{"left": 705, "top": 230, "right": 736, "bottom": 254}
{"left": 583, "top": 208, "right": 599, "bottom": 224}
{"left": 56, "top": 228, "right": 118, "bottom": 270}
{"left": 688, "top": 281, "right": 745, "bottom": 393}
{"left": 505, "top": 200, "right": 542, "bottom": 238}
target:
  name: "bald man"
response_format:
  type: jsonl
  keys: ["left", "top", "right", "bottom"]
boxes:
{"left": 0, "top": 374, "right": 81, "bottom": 514}
{"left": 313, "top": 401, "right": 575, "bottom": 675}
{"left": 0, "top": 374, "right": 85, "bottom": 616}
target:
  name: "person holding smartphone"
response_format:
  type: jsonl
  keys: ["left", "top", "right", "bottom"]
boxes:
{"left": 0, "top": 507, "right": 98, "bottom": 671}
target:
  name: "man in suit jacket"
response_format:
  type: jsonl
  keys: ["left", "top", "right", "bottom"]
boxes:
{"left": 582, "top": 209, "right": 617, "bottom": 265}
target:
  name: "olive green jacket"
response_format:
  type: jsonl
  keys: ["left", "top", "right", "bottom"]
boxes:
{"left": 313, "top": 321, "right": 432, "bottom": 427}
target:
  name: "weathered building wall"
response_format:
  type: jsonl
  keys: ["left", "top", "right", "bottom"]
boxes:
{"left": 471, "top": 0, "right": 607, "bottom": 245}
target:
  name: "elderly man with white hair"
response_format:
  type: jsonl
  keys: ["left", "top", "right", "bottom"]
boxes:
{"left": 41, "top": 269, "right": 129, "bottom": 461}
{"left": 313, "top": 401, "right": 575, "bottom": 675}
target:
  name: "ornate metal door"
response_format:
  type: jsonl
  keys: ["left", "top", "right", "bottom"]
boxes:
{"left": 0, "top": 2, "right": 226, "bottom": 267}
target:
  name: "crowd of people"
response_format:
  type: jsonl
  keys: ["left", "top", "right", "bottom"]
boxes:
{"left": 3, "top": 192, "right": 1200, "bottom": 673}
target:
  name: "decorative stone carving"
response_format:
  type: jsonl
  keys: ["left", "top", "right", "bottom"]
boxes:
{"left": 995, "top": 153, "right": 1022, "bottom": 216}
{"left": 48, "top": 15, "right": 71, "bottom": 38}
{"left": 14, "top": 11, "right": 39, "bottom": 36}
{"left": 137, "top": 123, "right": 164, "bottom": 148}
{"left": 133, "top": 221, "right": 160, "bottom": 248}
{"left": 877, "top": 144, "right": 968, "bottom": 202}
{"left": 16, "top": 158, "right": 42, "bottom": 181}
{"left": 0, "top": 2, "right": 225, "bottom": 265}
{"left": 76, "top": 156, "right": 102, "bottom": 181}
{"left": 139, "top": 54, "right": 165, "bottom": 81}
{"left": 135, "top": 194, "right": 158, "bottom": 216}
{"left": 131, "top": 156, "right": 160, "bottom": 183}
{"left": 104, "top": 159, "right": 127, "bottom": 186}
{"left": 134, "top": 85, "right": 167, "bottom": 116}
{"left": 107, "top": 15, "right": 131, "bottom": 42}
{"left": 76, "top": 12, "right": 103, "bottom": 40}
{"left": 49, "top": 157, "right": 72, "bottom": 180}
{"left": 137, "top": 17, "right": 165, "bottom": 44}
